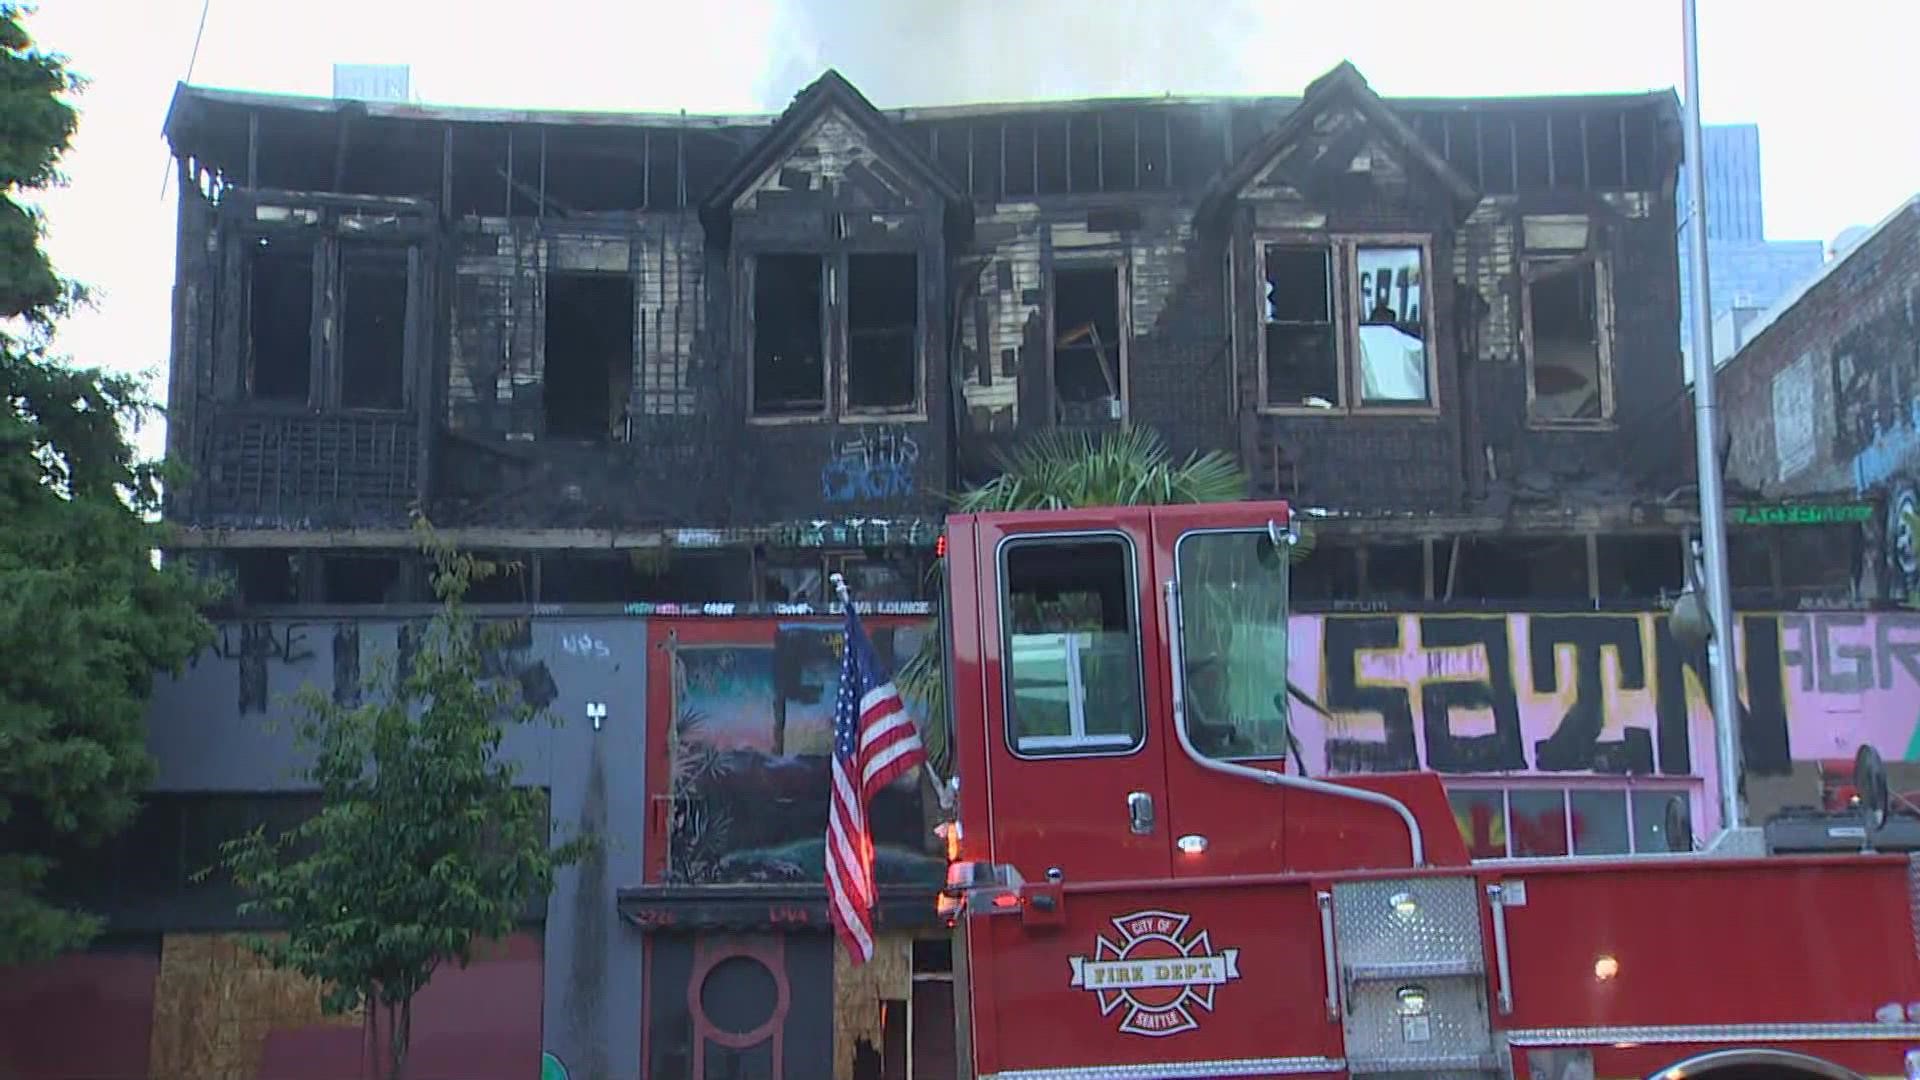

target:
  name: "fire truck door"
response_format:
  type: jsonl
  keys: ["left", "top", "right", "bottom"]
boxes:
{"left": 1149, "top": 505, "right": 1296, "bottom": 876}
{"left": 975, "top": 515, "right": 1172, "bottom": 883}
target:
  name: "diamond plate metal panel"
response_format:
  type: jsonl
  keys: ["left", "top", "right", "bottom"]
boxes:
{"left": 1331, "top": 877, "right": 1485, "bottom": 972}
{"left": 1342, "top": 974, "right": 1493, "bottom": 1066}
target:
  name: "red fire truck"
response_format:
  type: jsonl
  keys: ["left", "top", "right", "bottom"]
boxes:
{"left": 932, "top": 500, "right": 1920, "bottom": 1080}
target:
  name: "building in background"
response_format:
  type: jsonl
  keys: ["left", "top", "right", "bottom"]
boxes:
{"left": 1716, "top": 194, "right": 1920, "bottom": 604}
{"left": 9, "top": 62, "right": 1916, "bottom": 1080}
{"left": 1678, "top": 122, "right": 1826, "bottom": 372}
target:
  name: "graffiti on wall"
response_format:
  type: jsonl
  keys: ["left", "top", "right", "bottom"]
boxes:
{"left": 663, "top": 621, "right": 943, "bottom": 887}
{"left": 820, "top": 427, "right": 920, "bottom": 503}
{"left": 198, "top": 618, "right": 560, "bottom": 716}
{"left": 1288, "top": 611, "right": 1920, "bottom": 786}
{"left": 1830, "top": 292, "right": 1920, "bottom": 494}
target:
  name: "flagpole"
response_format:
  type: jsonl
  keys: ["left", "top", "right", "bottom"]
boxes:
{"left": 1681, "top": 0, "right": 1744, "bottom": 834}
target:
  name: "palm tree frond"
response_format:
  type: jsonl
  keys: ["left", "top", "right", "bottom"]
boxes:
{"left": 954, "top": 427, "right": 1250, "bottom": 512}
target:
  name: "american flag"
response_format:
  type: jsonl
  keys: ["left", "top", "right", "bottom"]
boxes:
{"left": 826, "top": 604, "right": 926, "bottom": 966}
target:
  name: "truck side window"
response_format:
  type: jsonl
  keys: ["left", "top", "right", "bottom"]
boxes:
{"left": 1175, "top": 529, "right": 1291, "bottom": 761}
{"left": 1001, "top": 535, "right": 1145, "bottom": 756}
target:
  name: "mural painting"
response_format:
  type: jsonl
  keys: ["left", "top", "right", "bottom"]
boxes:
{"left": 651, "top": 618, "right": 946, "bottom": 886}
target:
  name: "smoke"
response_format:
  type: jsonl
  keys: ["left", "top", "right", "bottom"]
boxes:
{"left": 753, "top": 0, "right": 1271, "bottom": 111}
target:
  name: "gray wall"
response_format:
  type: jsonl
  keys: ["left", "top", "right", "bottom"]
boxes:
{"left": 144, "top": 614, "right": 649, "bottom": 1080}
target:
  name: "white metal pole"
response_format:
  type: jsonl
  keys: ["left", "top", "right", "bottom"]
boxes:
{"left": 1681, "top": 0, "right": 1745, "bottom": 832}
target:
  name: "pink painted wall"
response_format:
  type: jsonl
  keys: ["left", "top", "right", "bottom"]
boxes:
{"left": 256, "top": 931, "right": 546, "bottom": 1080}
{"left": 1283, "top": 610, "right": 1920, "bottom": 834}
{"left": 0, "top": 946, "right": 160, "bottom": 1079}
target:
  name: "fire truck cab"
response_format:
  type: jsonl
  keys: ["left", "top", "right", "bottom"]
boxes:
{"left": 936, "top": 500, "right": 1920, "bottom": 1080}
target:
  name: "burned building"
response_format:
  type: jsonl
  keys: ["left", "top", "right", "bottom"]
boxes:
{"left": 161, "top": 62, "right": 1697, "bottom": 614}
{"left": 0, "top": 62, "right": 1751, "bottom": 1080}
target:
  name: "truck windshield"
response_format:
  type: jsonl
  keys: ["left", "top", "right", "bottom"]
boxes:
{"left": 1175, "top": 528, "right": 1291, "bottom": 761}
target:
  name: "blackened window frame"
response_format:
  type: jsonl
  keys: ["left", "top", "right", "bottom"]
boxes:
{"left": 230, "top": 221, "right": 422, "bottom": 415}
{"left": 1521, "top": 252, "right": 1617, "bottom": 430}
{"left": 744, "top": 249, "right": 926, "bottom": 424}
{"left": 1048, "top": 259, "right": 1129, "bottom": 426}
{"left": 1254, "top": 233, "right": 1440, "bottom": 417}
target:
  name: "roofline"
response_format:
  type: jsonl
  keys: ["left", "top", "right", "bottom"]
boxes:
{"left": 1713, "top": 193, "right": 1920, "bottom": 377}
{"left": 163, "top": 81, "right": 781, "bottom": 142}
{"left": 163, "top": 80, "right": 1685, "bottom": 143}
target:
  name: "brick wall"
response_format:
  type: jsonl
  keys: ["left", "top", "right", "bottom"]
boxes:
{"left": 1717, "top": 201, "right": 1920, "bottom": 501}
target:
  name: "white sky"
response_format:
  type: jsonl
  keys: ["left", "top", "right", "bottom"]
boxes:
{"left": 22, "top": 1, "right": 1919, "bottom": 459}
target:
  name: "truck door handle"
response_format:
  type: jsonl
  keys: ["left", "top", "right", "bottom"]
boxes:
{"left": 1127, "top": 791, "right": 1155, "bottom": 835}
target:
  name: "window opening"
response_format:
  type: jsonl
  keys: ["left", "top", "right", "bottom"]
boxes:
{"left": 847, "top": 254, "right": 919, "bottom": 412}
{"left": 230, "top": 549, "right": 300, "bottom": 605}
{"left": 1570, "top": 789, "right": 1629, "bottom": 855}
{"left": 752, "top": 254, "right": 826, "bottom": 416}
{"left": 1263, "top": 246, "right": 1338, "bottom": 408}
{"left": 1365, "top": 542, "right": 1427, "bottom": 600}
{"left": 1449, "top": 785, "right": 1694, "bottom": 860}
{"left": 1527, "top": 260, "right": 1607, "bottom": 422}
{"left": 544, "top": 271, "right": 636, "bottom": 439}
{"left": 1354, "top": 246, "right": 1429, "bottom": 405}
{"left": 1052, "top": 266, "right": 1123, "bottom": 423}
{"left": 339, "top": 245, "right": 409, "bottom": 409}
{"left": 1175, "top": 529, "right": 1292, "bottom": 761}
{"left": 245, "top": 236, "right": 313, "bottom": 402}
{"left": 320, "top": 553, "right": 405, "bottom": 604}
{"left": 1449, "top": 789, "right": 1507, "bottom": 860}
{"left": 1002, "top": 535, "right": 1143, "bottom": 756}
{"left": 1507, "top": 789, "right": 1569, "bottom": 857}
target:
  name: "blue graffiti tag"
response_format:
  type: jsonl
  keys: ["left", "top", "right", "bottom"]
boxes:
{"left": 821, "top": 427, "right": 921, "bottom": 502}
{"left": 1853, "top": 397, "right": 1920, "bottom": 494}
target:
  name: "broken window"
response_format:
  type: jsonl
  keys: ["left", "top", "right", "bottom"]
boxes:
{"left": 1263, "top": 246, "right": 1338, "bottom": 407}
{"left": 1354, "top": 246, "right": 1429, "bottom": 405}
{"left": 1002, "top": 535, "right": 1143, "bottom": 756}
{"left": 1051, "top": 266, "right": 1123, "bottom": 423}
{"left": 244, "top": 236, "right": 313, "bottom": 402}
{"left": 339, "top": 246, "right": 409, "bottom": 409}
{"left": 1525, "top": 259, "right": 1611, "bottom": 423}
{"left": 752, "top": 254, "right": 826, "bottom": 416}
{"left": 544, "top": 271, "right": 636, "bottom": 439}
{"left": 846, "top": 254, "right": 918, "bottom": 412}
{"left": 1259, "top": 238, "right": 1434, "bottom": 412}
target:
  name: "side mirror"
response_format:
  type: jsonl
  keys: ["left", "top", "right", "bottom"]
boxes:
{"left": 1855, "top": 744, "right": 1891, "bottom": 833}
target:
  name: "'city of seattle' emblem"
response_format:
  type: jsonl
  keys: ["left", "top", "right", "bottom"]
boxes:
{"left": 1067, "top": 910, "right": 1241, "bottom": 1037}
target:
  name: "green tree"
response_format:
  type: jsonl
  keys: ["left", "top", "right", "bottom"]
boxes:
{"left": 216, "top": 522, "right": 588, "bottom": 1080}
{"left": 0, "top": 4, "right": 215, "bottom": 966}
{"left": 897, "top": 427, "right": 1314, "bottom": 774}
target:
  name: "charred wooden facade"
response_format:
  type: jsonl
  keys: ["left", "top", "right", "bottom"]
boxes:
{"left": 161, "top": 63, "right": 1696, "bottom": 609}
